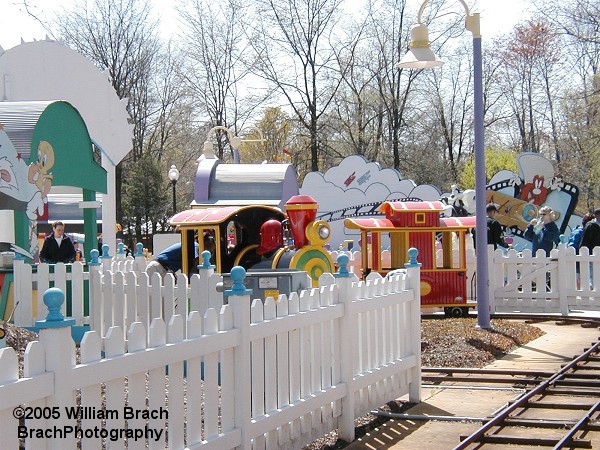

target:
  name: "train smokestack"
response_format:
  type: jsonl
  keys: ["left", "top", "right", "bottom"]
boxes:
{"left": 284, "top": 195, "right": 318, "bottom": 249}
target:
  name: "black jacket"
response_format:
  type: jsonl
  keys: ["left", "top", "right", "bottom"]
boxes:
{"left": 581, "top": 220, "right": 600, "bottom": 253}
{"left": 40, "top": 234, "right": 76, "bottom": 263}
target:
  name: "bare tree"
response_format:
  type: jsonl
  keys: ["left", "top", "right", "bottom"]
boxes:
{"left": 490, "top": 21, "right": 563, "bottom": 157}
{"left": 248, "top": 0, "right": 357, "bottom": 172}
{"left": 178, "top": 0, "right": 259, "bottom": 161}
{"left": 53, "top": 0, "right": 161, "bottom": 228}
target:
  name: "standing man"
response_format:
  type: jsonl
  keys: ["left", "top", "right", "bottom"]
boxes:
{"left": 485, "top": 203, "right": 505, "bottom": 250}
{"left": 39, "top": 221, "right": 76, "bottom": 263}
{"left": 472, "top": 203, "right": 505, "bottom": 250}
{"left": 580, "top": 208, "right": 600, "bottom": 253}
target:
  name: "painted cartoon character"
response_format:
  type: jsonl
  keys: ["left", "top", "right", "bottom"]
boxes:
{"left": 28, "top": 141, "right": 55, "bottom": 198}
{"left": 512, "top": 153, "right": 563, "bottom": 206}
{"left": 519, "top": 174, "right": 548, "bottom": 204}
{"left": 26, "top": 141, "right": 55, "bottom": 220}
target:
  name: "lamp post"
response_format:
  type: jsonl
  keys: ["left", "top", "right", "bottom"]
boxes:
{"left": 398, "top": 0, "right": 490, "bottom": 328}
{"left": 168, "top": 164, "right": 179, "bottom": 216}
{"left": 204, "top": 126, "right": 243, "bottom": 163}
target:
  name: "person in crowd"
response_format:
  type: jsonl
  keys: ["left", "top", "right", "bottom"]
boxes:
{"left": 524, "top": 205, "right": 560, "bottom": 256}
{"left": 567, "top": 212, "right": 594, "bottom": 253}
{"left": 580, "top": 208, "right": 600, "bottom": 254}
{"left": 485, "top": 203, "right": 505, "bottom": 250}
{"left": 73, "top": 240, "right": 83, "bottom": 262}
{"left": 145, "top": 240, "right": 199, "bottom": 280}
{"left": 39, "top": 220, "right": 76, "bottom": 263}
{"left": 472, "top": 203, "right": 505, "bottom": 250}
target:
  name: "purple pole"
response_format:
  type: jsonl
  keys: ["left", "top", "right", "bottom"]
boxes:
{"left": 472, "top": 36, "right": 490, "bottom": 328}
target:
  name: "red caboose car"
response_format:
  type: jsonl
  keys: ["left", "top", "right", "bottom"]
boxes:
{"left": 345, "top": 201, "right": 475, "bottom": 317}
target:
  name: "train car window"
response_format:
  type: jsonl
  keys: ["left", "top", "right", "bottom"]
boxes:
{"left": 436, "top": 231, "right": 465, "bottom": 270}
{"left": 415, "top": 213, "right": 426, "bottom": 224}
{"left": 183, "top": 229, "right": 199, "bottom": 275}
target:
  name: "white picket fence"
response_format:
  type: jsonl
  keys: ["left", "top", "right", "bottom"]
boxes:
{"left": 13, "top": 242, "right": 600, "bottom": 334}
{"left": 0, "top": 261, "right": 422, "bottom": 449}
{"left": 11, "top": 246, "right": 146, "bottom": 328}
{"left": 488, "top": 244, "right": 600, "bottom": 314}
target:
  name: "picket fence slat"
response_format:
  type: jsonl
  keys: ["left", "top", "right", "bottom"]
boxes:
{"left": 168, "top": 315, "right": 185, "bottom": 450}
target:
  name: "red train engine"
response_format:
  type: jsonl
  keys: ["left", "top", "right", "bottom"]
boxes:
{"left": 170, "top": 195, "right": 334, "bottom": 286}
{"left": 344, "top": 201, "right": 475, "bottom": 317}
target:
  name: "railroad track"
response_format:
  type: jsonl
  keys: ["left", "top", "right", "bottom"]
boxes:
{"left": 454, "top": 337, "right": 600, "bottom": 449}
{"left": 421, "top": 312, "right": 600, "bottom": 330}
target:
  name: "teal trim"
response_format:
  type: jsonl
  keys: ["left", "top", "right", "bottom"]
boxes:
{"left": 405, "top": 248, "right": 421, "bottom": 268}
{"left": 224, "top": 266, "right": 252, "bottom": 297}
{"left": 83, "top": 188, "right": 99, "bottom": 261}
{"left": 25, "top": 325, "right": 89, "bottom": 344}
{"left": 334, "top": 254, "right": 351, "bottom": 278}
{"left": 35, "top": 287, "right": 75, "bottom": 328}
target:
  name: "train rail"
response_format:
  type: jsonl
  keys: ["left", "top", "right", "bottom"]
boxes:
{"left": 421, "top": 312, "right": 600, "bottom": 329}
{"left": 454, "top": 337, "right": 600, "bottom": 449}
{"left": 367, "top": 317, "right": 600, "bottom": 449}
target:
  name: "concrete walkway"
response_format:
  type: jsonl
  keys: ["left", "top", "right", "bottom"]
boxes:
{"left": 346, "top": 321, "right": 600, "bottom": 449}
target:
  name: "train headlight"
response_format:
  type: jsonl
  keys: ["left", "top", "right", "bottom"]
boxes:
{"left": 317, "top": 225, "right": 330, "bottom": 240}
{"left": 306, "top": 220, "right": 331, "bottom": 246}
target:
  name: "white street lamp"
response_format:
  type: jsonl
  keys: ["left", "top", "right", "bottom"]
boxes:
{"left": 168, "top": 164, "right": 180, "bottom": 215}
{"left": 398, "top": 0, "right": 490, "bottom": 328}
{"left": 203, "top": 126, "right": 243, "bottom": 163}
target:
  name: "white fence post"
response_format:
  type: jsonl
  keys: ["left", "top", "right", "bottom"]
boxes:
{"left": 192, "top": 250, "right": 216, "bottom": 315}
{"left": 335, "top": 254, "right": 359, "bottom": 443}
{"left": 87, "top": 249, "right": 103, "bottom": 335}
{"left": 487, "top": 245, "right": 498, "bottom": 313}
{"left": 227, "top": 266, "right": 252, "bottom": 449}
{"left": 133, "top": 242, "right": 147, "bottom": 273}
{"left": 99, "top": 244, "right": 112, "bottom": 272}
{"left": 404, "top": 248, "right": 422, "bottom": 403}
{"left": 12, "top": 254, "right": 33, "bottom": 327}
{"left": 35, "top": 287, "right": 77, "bottom": 450}
{"left": 557, "top": 244, "right": 569, "bottom": 315}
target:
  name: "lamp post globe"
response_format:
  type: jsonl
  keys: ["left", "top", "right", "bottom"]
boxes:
{"left": 168, "top": 164, "right": 179, "bottom": 215}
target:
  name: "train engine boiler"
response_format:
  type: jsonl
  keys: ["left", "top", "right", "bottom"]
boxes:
{"left": 233, "top": 195, "right": 334, "bottom": 286}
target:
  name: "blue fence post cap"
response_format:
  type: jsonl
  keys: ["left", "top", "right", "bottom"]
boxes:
{"left": 117, "top": 242, "right": 125, "bottom": 254}
{"left": 334, "top": 254, "right": 350, "bottom": 278}
{"left": 35, "top": 288, "right": 75, "bottom": 328}
{"left": 100, "top": 244, "right": 111, "bottom": 259}
{"left": 198, "top": 250, "right": 215, "bottom": 270}
{"left": 134, "top": 242, "right": 144, "bottom": 257}
{"left": 405, "top": 247, "right": 421, "bottom": 268}
{"left": 224, "top": 266, "right": 252, "bottom": 297}
{"left": 88, "top": 248, "right": 101, "bottom": 266}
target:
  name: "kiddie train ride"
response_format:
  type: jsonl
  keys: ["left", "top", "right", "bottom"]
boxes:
{"left": 170, "top": 195, "right": 335, "bottom": 287}
{"left": 171, "top": 193, "right": 475, "bottom": 316}
{"left": 345, "top": 200, "right": 476, "bottom": 317}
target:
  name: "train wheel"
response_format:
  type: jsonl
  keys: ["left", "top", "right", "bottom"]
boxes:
{"left": 289, "top": 246, "right": 334, "bottom": 286}
{"left": 444, "top": 307, "right": 464, "bottom": 318}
